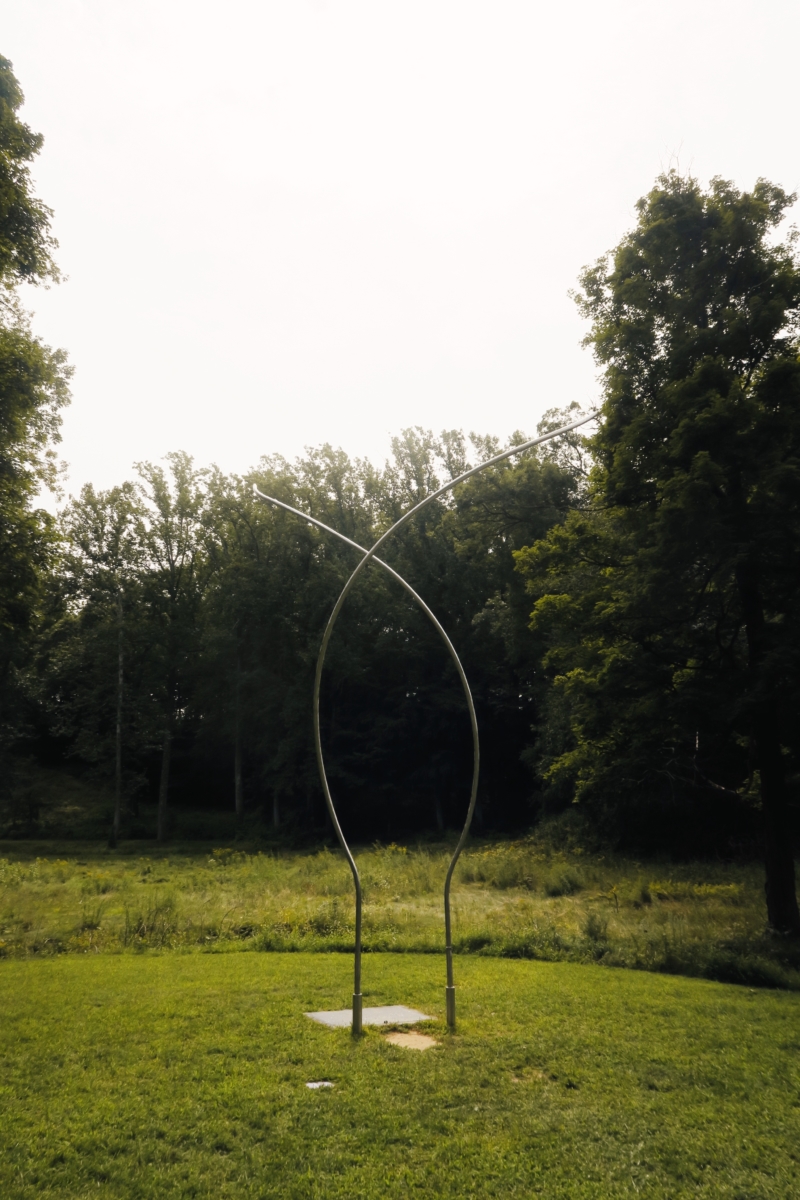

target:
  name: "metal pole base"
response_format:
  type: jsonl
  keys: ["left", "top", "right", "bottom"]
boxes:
{"left": 445, "top": 986, "right": 456, "bottom": 1029}
{"left": 352, "top": 993, "right": 363, "bottom": 1036}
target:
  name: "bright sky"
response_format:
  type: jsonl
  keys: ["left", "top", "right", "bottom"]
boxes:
{"left": 3, "top": 0, "right": 799, "bottom": 495}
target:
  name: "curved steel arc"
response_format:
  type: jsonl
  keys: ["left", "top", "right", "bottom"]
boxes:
{"left": 256, "top": 410, "right": 594, "bottom": 1032}
{"left": 312, "top": 410, "right": 597, "bottom": 1029}
{"left": 253, "top": 486, "right": 480, "bottom": 1026}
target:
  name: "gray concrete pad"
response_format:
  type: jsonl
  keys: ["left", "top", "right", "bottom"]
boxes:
{"left": 305, "top": 1004, "right": 432, "bottom": 1028}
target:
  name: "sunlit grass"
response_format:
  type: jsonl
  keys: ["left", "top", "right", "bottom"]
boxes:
{"left": 1, "top": 952, "right": 798, "bottom": 1198}
{"left": 1, "top": 837, "right": 797, "bottom": 989}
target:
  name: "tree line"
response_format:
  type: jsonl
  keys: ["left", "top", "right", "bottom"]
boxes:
{"left": 36, "top": 423, "right": 586, "bottom": 840}
{"left": 0, "top": 56, "right": 797, "bottom": 932}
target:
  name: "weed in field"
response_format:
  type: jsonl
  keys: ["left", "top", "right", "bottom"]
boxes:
{"left": 78, "top": 900, "right": 105, "bottom": 932}
{"left": 583, "top": 911, "right": 608, "bottom": 944}
{"left": 122, "top": 893, "right": 178, "bottom": 947}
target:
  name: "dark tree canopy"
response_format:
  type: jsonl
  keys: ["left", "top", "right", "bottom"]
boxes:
{"left": 518, "top": 172, "right": 800, "bottom": 932}
{"left": 0, "top": 56, "right": 69, "bottom": 767}
{"left": 29, "top": 432, "right": 581, "bottom": 842}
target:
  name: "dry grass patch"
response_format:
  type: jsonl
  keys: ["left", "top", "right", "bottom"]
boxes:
{"left": 384, "top": 1031, "right": 438, "bottom": 1050}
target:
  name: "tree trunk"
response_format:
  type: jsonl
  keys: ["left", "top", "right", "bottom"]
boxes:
{"left": 756, "top": 713, "right": 800, "bottom": 933}
{"left": 234, "top": 730, "right": 243, "bottom": 821}
{"left": 234, "top": 656, "right": 243, "bottom": 820}
{"left": 157, "top": 727, "right": 171, "bottom": 843}
{"left": 736, "top": 562, "right": 800, "bottom": 934}
{"left": 434, "top": 796, "right": 445, "bottom": 833}
{"left": 111, "top": 592, "right": 124, "bottom": 847}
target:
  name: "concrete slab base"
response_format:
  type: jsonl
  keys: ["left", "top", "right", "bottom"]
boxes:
{"left": 305, "top": 1004, "right": 432, "bottom": 1028}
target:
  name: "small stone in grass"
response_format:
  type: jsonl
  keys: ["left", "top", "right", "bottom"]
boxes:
{"left": 306, "top": 1081, "right": 334, "bottom": 1089}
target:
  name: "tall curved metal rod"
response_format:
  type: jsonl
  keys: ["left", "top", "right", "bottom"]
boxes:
{"left": 256, "top": 410, "right": 594, "bottom": 1032}
{"left": 308, "top": 411, "right": 597, "bottom": 1031}
{"left": 253, "top": 486, "right": 480, "bottom": 1033}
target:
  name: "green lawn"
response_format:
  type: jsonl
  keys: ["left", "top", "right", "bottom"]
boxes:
{"left": 1, "top": 951, "right": 798, "bottom": 1198}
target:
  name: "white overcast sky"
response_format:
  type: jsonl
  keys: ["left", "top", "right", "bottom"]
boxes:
{"left": 2, "top": 0, "right": 799, "bottom": 495}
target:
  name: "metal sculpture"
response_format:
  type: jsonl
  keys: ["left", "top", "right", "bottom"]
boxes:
{"left": 255, "top": 410, "right": 594, "bottom": 1034}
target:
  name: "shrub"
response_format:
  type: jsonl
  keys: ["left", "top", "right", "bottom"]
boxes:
{"left": 583, "top": 912, "right": 608, "bottom": 943}
{"left": 544, "top": 868, "right": 584, "bottom": 897}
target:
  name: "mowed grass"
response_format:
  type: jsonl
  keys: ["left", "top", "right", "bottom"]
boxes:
{"left": 1, "top": 952, "right": 798, "bottom": 1198}
{"left": 1, "top": 839, "right": 798, "bottom": 989}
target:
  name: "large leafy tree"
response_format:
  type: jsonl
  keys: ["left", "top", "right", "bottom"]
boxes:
{"left": 136, "top": 453, "right": 208, "bottom": 841}
{"left": 0, "top": 55, "right": 59, "bottom": 290}
{"left": 388, "top": 419, "right": 584, "bottom": 830}
{"left": 45, "top": 484, "right": 147, "bottom": 840}
{"left": 0, "top": 56, "right": 69, "bottom": 766}
{"left": 198, "top": 456, "right": 341, "bottom": 829}
{"left": 42, "top": 465, "right": 208, "bottom": 842}
{"left": 517, "top": 173, "right": 800, "bottom": 932}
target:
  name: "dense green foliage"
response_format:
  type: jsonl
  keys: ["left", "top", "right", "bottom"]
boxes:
{"left": 0, "top": 54, "right": 59, "bottom": 288}
{"left": 0, "top": 56, "right": 70, "bottom": 781}
{"left": 1, "top": 952, "right": 798, "bottom": 1197}
{"left": 517, "top": 173, "right": 800, "bottom": 930}
{"left": 31, "top": 428, "right": 581, "bottom": 838}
